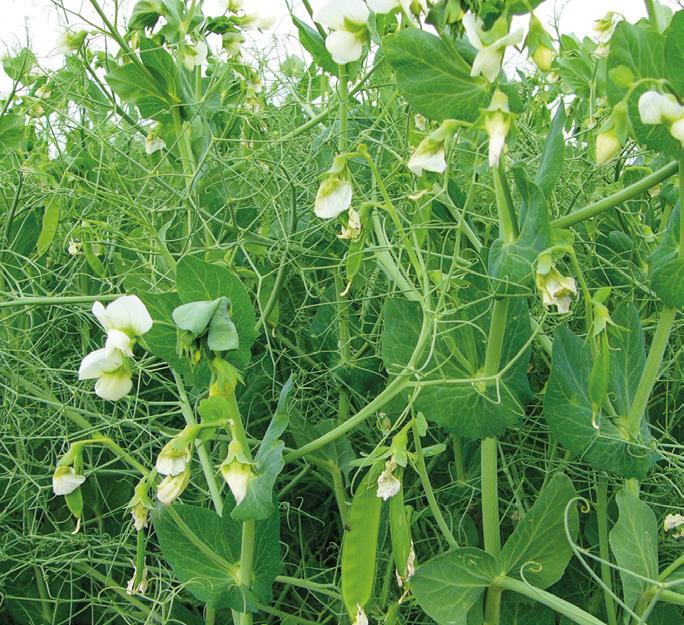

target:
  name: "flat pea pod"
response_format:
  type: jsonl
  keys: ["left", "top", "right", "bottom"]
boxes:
{"left": 341, "top": 464, "right": 382, "bottom": 618}
{"left": 83, "top": 241, "right": 106, "bottom": 277}
{"left": 345, "top": 237, "right": 365, "bottom": 284}
{"left": 589, "top": 333, "right": 610, "bottom": 426}
{"left": 35, "top": 195, "right": 61, "bottom": 259}
{"left": 389, "top": 478, "right": 412, "bottom": 578}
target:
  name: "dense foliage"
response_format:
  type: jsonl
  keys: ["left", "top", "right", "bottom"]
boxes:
{"left": 0, "top": 1, "right": 682, "bottom": 624}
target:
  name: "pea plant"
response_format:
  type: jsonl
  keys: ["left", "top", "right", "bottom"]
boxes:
{"left": 1, "top": 0, "right": 683, "bottom": 624}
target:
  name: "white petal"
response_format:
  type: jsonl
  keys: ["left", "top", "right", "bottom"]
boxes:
{"left": 638, "top": 91, "right": 664, "bottom": 124}
{"left": 105, "top": 329, "right": 135, "bottom": 357}
{"left": 670, "top": 118, "right": 684, "bottom": 143}
{"left": 367, "top": 0, "right": 400, "bottom": 13}
{"left": 315, "top": 178, "right": 353, "bottom": 219}
{"left": 461, "top": 13, "right": 484, "bottom": 50}
{"left": 93, "top": 295, "right": 153, "bottom": 336}
{"left": 315, "top": 0, "right": 369, "bottom": 28}
{"left": 488, "top": 132, "right": 505, "bottom": 167}
{"left": 472, "top": 46, "right": 503, "bottom": 82}
{"left": 53, "top": 467, "right": 85, "bottom": 496}
{"left": 95, "top": 370, "right": 133, "bottom": 401}
{"left": 79, "top": 347, "right": 124, "bottom": 380}
{"left": 493, "top": 27, "right": 524, "bottom": 50}
{"left": 156, "top": 454, "right": 189, "bottom": 477}
{"left": 408, "top": 144, "right": 446, "bottom": 176}
{"left": 325, "top": 31, "right": 364, "bottom": 65}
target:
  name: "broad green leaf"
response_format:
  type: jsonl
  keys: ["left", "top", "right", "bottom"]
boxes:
{"left": 291, "top": 16, "right": 337, "bottom": 75}
{"left": 0, "top": 113, "right": 25, "bottom": 151}
{"left": 2, "top": 48, "right": 36, "bottom": 85}
{"left": 664, "top": 10, "right": 684, "bottom": 98}
{"left": 500, "top": 473, "right": 578, "bottom": 589}
{"left": 535, "top": 103, "right": 566, "bottom": 198}
{"left": 176, "top": 256, "right": 256, "bottom": 369}
{"left": 383, "top": 29, "right": 490, "bottom": 123}
{"left": 153, "top": 501, "right": 281, "bottom": 610}
{"left": 609, "top": 489, "right": 658, "bottom": 613}
{"left": 128, "top": 0, "right": 163, "bottom": 30}
{"left": 411, "top": 547, "right": 500, "bottom": 625}
{"left": 35, "top": 195, "right": 61, "bottom": 259}
{"left": 341, "top": 465, "right": 383, "bottom": 617}
{"left": 197, "top": 395, "right": 230, "bottom": 441}
{"left": 488, "top": 165, "right": 551, "bottom": 294}
{"left": 606, "top": 21, "right": 678, "bottom": 156}
{"left": 648, "top": 206, "right": 684, "bottom": 308}
{"left": 232, "top": 376, "right": 295, "bottom": 521}
{"left": 382, "top": 273, "right": 531, "bottom": 439}
{"left": 543, "top": 305, "right": 658, "bottom": 479}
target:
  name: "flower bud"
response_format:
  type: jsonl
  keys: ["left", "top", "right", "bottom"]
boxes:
{"left": 595, "top": 129, "right": 621, "bottom": 166}
{"left": 156, "top": 427, "right": 196, "bottom": 476}
{"left": 157, "top": 466, "right": 191, "bottom": 505}
{"left": 526, "top": 14, "right": 556, "bottom": 72}
{"left": 220, "top": 440, "right": 253, "bottom": 504}
{"left": 483, "top": 90, "right": 512, "bottom": 168}
{"left": 52, "top": 465, "right": 86, "bottom": 496}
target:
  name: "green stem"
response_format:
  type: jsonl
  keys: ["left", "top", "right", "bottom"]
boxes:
{"left": 338, "top": 64, "right": 348, "bottom": 152}
{"left": 205, "top": 607, "right": 216, "bottom": 625}
{"left": 481, "top": 298, "right": 509, "bottom": 557}
{"left": 596, "top": 475, "right": 618, "bottom": 625}
{"left": 679, "top": 155, "right": 684, "bottom": 259}
{"left": 551, "top": 161, "right": 678, "bottom": 229}
{"left": 484, "top": 585, "right": 503, "bottom": 625}
{"left": 0, "top": 294, "right": 120, "bottom": 309}
{"left": 452, "top": 435, "right": 467, "bottom": 482}
{"left": 412, "top": 422, "right": 458, "bottom": 548}
{"left": 499, "top": 577, "right": 607, "bottom": 625}
{"left": 238, "top": 519, "right": 256, "bottom": 625}
{"left": 493, "top": 161, "right": 518, "bottom": 241}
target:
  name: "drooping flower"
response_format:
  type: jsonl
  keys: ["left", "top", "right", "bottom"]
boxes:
{"left": 126, "top": 565, "right": 148, "bottom": 596}
{"left": 462, "top": 14, "right": 524, "bottom": 83}
{"left": 525, "top": 14, "right": 556, "bottom": 72}
{"left": 314, "top": 0, "right": 370, "bottom": 65}
{"left": 52, "top": 465, "right": 86, "bottom": 496}
{"left": 156, "top": 428, "right": 196, "bottom": 476}
{"left": 220, "top": 439, "right": 254, "bottom": 504}
{"left": 92, "top": 295, "right": 153, "bottom": 355}
{"left": 483, "top": 90, "right": 512, "bottom": 168}
{"left": 182, "top": 40, "right": 208, "bottom": 71}
{"left": 78, "top": 347, "right": 133, "bottom": 401}
{"left": 535, "top": 253, "right": 577, "bottom": 314}
{"left": 408, "top": 119, "right": 458, "bottom": 176}
{"left": 315, "top": 156, "right": 353, "bottom": 219}
{"left": 145, "top": 131, "right": 165, "bottom": 155}
{"left": 157, "top": 466, "right": 191, "bottom": 505}
{"left": 338, "top": 208, "right": 362, "bottom": 240}
{"left": 377, "top": 460, "right": 401, "bottom": 500}
{"left": 351, "top": 605, "right": 369, "bottom": 625}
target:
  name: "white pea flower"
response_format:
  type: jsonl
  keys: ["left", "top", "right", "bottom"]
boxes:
{"left": 671, "top": 118, "right": 684, "bottom": 145}
{"left": 242, "top": 12, "right": 276, "bottom": 30}
{"left": 156, "top": 436, "right": 193, "bottom": 476}
{"left": 664, "top": 513, "right": 684, "bottom": 536}
{"left": 67, "top": 239, "right": 82, "bottom": 256}
{"left": 462, "top": 13, "right": 523, "bottom": 83}
{"left": 595, "top": 129, "right": 621, "bottom": 166}
{"left": 145, "top": 132, "right": 165, "bottom": 155}
{"left": 220, "top": 440, "right": 253, "bottom": 504}
{"left": 52, "top": 465, "right": 86, "bottom": 496}
{"left": 56, "top": 26, "right": 87, "bottom": 54}
{"left": 638, "top": 91, "right": 683, "bottom": 125}
{"left": 314, "top": 0, "right": 370, "bottom": 65}
{"left": 182, "top": 40, "right": 207, "bottom": 71}
{"left": 368, "top": 0, "right": 430, "bottom": 15}
{"left": 92, "top": 295, "right": 153, "bottom": 354}
{"left": 377, "top": 460, "right": 401, "bottom": 500}
{"left": 483, "top": 90, "right": 512, "bottom": 168}
{"left": 352, "top": 605, "right": 369, "bottom": 625}
{"left": 126, "top": 566, "right": 148, "bottom": 595}
{"left": 408, "top": 119, "right": 458, "bottom": 176}
{"left": 593, "top": 12, "right": 620, "bottom": 57}
{"left": 157, "top": 467, "right": 191, "bottom": 505}
{"left": 78, "top": 347, "right": 133, "bottom": 401}
{"left": 535, "top": 254, "right": 577, "bottom": 314}
{"left": 315, "top": 176, "right": 353, "bottom": 220}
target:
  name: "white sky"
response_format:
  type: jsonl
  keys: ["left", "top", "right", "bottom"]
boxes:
{"left": 0, "top": 0, "right": 681, "bottom": 95}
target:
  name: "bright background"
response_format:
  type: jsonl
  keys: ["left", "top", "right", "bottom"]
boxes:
{"left": 1, "top": 0, "right": 681, "bottom": 95}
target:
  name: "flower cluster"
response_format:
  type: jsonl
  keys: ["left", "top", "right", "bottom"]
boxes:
{"left": 638, "top": 90, "right": 684, "bottom": 147}
{"left": 78, "top": 295, "right": 153, "bottom": 401}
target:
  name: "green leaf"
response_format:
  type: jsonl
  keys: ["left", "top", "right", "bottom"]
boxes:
{"left": 609, "top": 489, "right": 658, "bottom": 613}
{"left": 382, "top": 273, "right": 532, "bottom": 439}
{"left": 606, "top": 21, "right": 679, "bottom": 156}
{"left": 488, "top": 165, "right": 551, "bottom": 294}
{"left": 0, "top": 113, "right": 25, "bottom": 151}
{"left": 664, "top": 10, "right": 684, "bottom": 98}
{"left": 383, "top": 29, "right": 490, "bottom": 123}
{"left": 535, "top": 103, "right": 566, "bottom": 198}
{"left": 543, "top": 306, "right": 659, "bottom": 479}
{"left": 291, "top": 16, "right": 337, "bottom": 75}
{"left": 176, "top": 256, "right": 256, "bottom": 369}
{"left": 411, "top": 547, "right": 500, "bottom": 625}
{"left": 2, "top": 48, "right": 36, "bottom": 85}
{"left": 197, "top": 396, "right": 229, "bottom": 441}
{"left": 153, "top": 502, "right": 281, "bottom": 610}
{"left": 128, "top": 0, "right": 163, "bottom": 30}
{"left": 232, "top": 376, "right": 295, "bottom": 521}
{"left": 173, "top": 297, "right": 240, "bottom": 352}
{"left": 500, "top": 474, "right": 578, "bottom": 589}
{"left": 648, "top": 206, "right": 684, "bottom": 308}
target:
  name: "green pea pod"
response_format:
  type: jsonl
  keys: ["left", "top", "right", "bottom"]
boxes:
{"left": 65, "top": 487, "right": 84, "bottom": 522}
{"left": 83, "top": 241, "right": 106, "bottom": 277}
{"left": 589, "top": 332, "right": 610, "bottom": 427}
{"left": 341, "top": 465, "right": 383, "bottom": 618}
{"left": 346, "top": 236, "right": 365, "bottom": 284}
{"left": 389, "top": 479, "right": 412, "bottom": 579}
{"left": 35, "top": 195, "right": 61, "bottom": 259}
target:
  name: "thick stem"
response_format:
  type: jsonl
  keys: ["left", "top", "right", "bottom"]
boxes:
{"left": 493, "top": 160, "right": 518, "bottom": 241}
{"left": 484, "top": 585, "right": 503, "bottom": 625}
{"left": 452, "top": 435, "right": 467, "bottom": 482}
{"left": 238, "top": 519, "right": 256, "bottom": 625}
{"left": 596, "top": 476, "right": 618, "bottom": 625}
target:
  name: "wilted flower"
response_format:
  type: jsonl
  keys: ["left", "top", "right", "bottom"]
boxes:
{"left": 338, "top": 208, "right": 362, "bottom": 240}
{"left": 157, "top": 466, "right": 191, "bottom": 504}
{"left": 57, "top": 26, "right": 87, "bottom": 54}
{"left": 220, "top": 440, "right": 253, "bottom": 504}
{"left": 483, "top": 90, "right": 512, "bottom": 167}
{"left": 52, "top": 465, "right": 86, "bottom": 496}
{"left": 396, "top": 542, "right": 416, "bottom": 587}
{"left": 126, "top": 565, "right": 148, "bottom": 595}
{"left": 535, "top": 253, "right": 577, "bottom": 314}
{"left": 129, "top": 481, "right": 152, "bottom": 531}
{"left": 351, "top": 605, "right": 369, "bottom": 625}
{"left": 67, "top": 239, "right": 82, "bottom": 256}
{"left": 145, "top": 131, "right": 165, "bottom": 155}
{"left": 314, "top": 0, "right": 369, "bottom": 65}
{"left": 462, "top": 13, "right": 523, "bottom": 83}
{"left": 182, "top": 40, "right": 207, "bottom": 71}
{"left": 78, "top": 347, "right": 133, "bottom": 401}
{"left": 664, "top": 513, "right": 684, "bottom": 537}
{"left": 377, "top": 460, "right": 401, "bottom": 500}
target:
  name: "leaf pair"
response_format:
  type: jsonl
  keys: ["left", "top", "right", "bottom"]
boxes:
{"left": 173, "top": 296, "right": 239, "bottom": 352}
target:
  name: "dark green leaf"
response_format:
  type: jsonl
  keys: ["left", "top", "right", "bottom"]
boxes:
{"left": 500, "top": 474, "right": 578, "bottom": 589}
{"left": 2, "top": 48, "right": 36, "bottom": 85}
{"left": 383, "top": 29, "right": 490, "bottom": 123}
{"left": 291, "top": 16, "right": 338, "bottom": 75}
{"left": 648, "top": 206, "right": 684, "bottom": 308}
{"left": 411, "top": 547, "right": 500, "bottom": 625}
{"left": 664, "top": 10, "right": 684, "bottom": 98}
{"left": 535, "top": 103, "right": 566, "bottom": 197}
{"left": 0, "top": 113, "right": 25, "bottom": 151}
